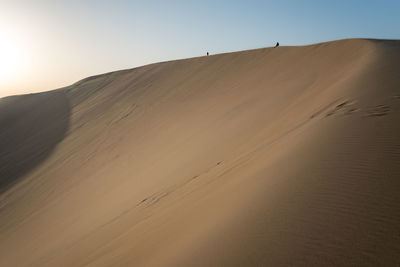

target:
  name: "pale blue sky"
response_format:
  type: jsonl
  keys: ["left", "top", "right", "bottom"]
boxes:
{"left": 0, "top": 0, "right": 399, "bottom": 96}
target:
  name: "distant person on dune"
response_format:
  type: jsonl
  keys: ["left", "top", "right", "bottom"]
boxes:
{"left": 207, "top": 52, "right": 209, "bottom": 56}
{"left": 275, "top": 42, "right": 279, "bottom": 48}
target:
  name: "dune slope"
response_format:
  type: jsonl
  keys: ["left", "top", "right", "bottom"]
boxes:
{"left": 0, "top": 39, "right": 399, "bottom": 266}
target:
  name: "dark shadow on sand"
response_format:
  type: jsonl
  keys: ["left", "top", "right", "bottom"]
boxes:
{"left": 0, "top": 90, "right": 71, "bottom": 193}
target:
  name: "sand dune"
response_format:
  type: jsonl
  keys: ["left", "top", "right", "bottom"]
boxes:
{"left": 0, "top": 39, "right": 399, "bottom": 266}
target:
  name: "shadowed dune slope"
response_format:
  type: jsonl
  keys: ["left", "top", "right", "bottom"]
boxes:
{"left": 0, "top": 91, "right": 70, "bottom": 192}
{"left": 0, "top": 39, "right": 399, "bottom": 266}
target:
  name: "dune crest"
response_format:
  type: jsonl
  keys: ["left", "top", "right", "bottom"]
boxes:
{"left": 0, "top": 39, "right": 399, "bottom": 266}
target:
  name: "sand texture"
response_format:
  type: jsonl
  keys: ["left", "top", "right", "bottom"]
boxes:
{"left": 0, "top": 39, "right": 399, "bottom": 266}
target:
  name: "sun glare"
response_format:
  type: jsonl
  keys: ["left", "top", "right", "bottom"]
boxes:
{"left": 0, "top": 32, "right": 24, "bottom": 85}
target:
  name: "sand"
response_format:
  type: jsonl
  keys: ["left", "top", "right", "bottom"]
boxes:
{"left": 0, "top": 39, "right": 399, "bottom": 266}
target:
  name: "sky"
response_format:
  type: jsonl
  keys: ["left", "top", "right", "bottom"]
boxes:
{"left": 0, "top": 0, "right": 399, "bottom": 97}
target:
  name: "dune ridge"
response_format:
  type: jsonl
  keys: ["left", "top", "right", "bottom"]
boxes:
{"left": 0, "top": 39, "right": 399, "bottom": 266}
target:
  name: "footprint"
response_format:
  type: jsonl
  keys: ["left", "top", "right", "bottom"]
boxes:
{"left": 137, "top": 191, "right": 169, "bottom": 207}
{"left": 111, "top": 104, "right": 137, "bottom": 124}
{"left": 365, "top": 105, "right": 390, "bottom": 117}
{"left": 326, "top": 100, "right": 357, "bottom": 117}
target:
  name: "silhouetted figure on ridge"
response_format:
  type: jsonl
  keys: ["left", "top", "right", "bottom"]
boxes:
{"left": 275, "top": 42, "right": 279, "bottom": 48}
{"left": 207, "top": 52, "right": 209, "bottom": 56}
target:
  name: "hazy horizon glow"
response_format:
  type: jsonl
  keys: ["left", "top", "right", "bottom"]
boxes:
{"left": 1, "top": 0, "right": 399, "bottom": 97}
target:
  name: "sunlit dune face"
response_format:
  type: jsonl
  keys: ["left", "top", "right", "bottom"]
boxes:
{"left": 0, "top": 33, "right": 23, "bottom": 84}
